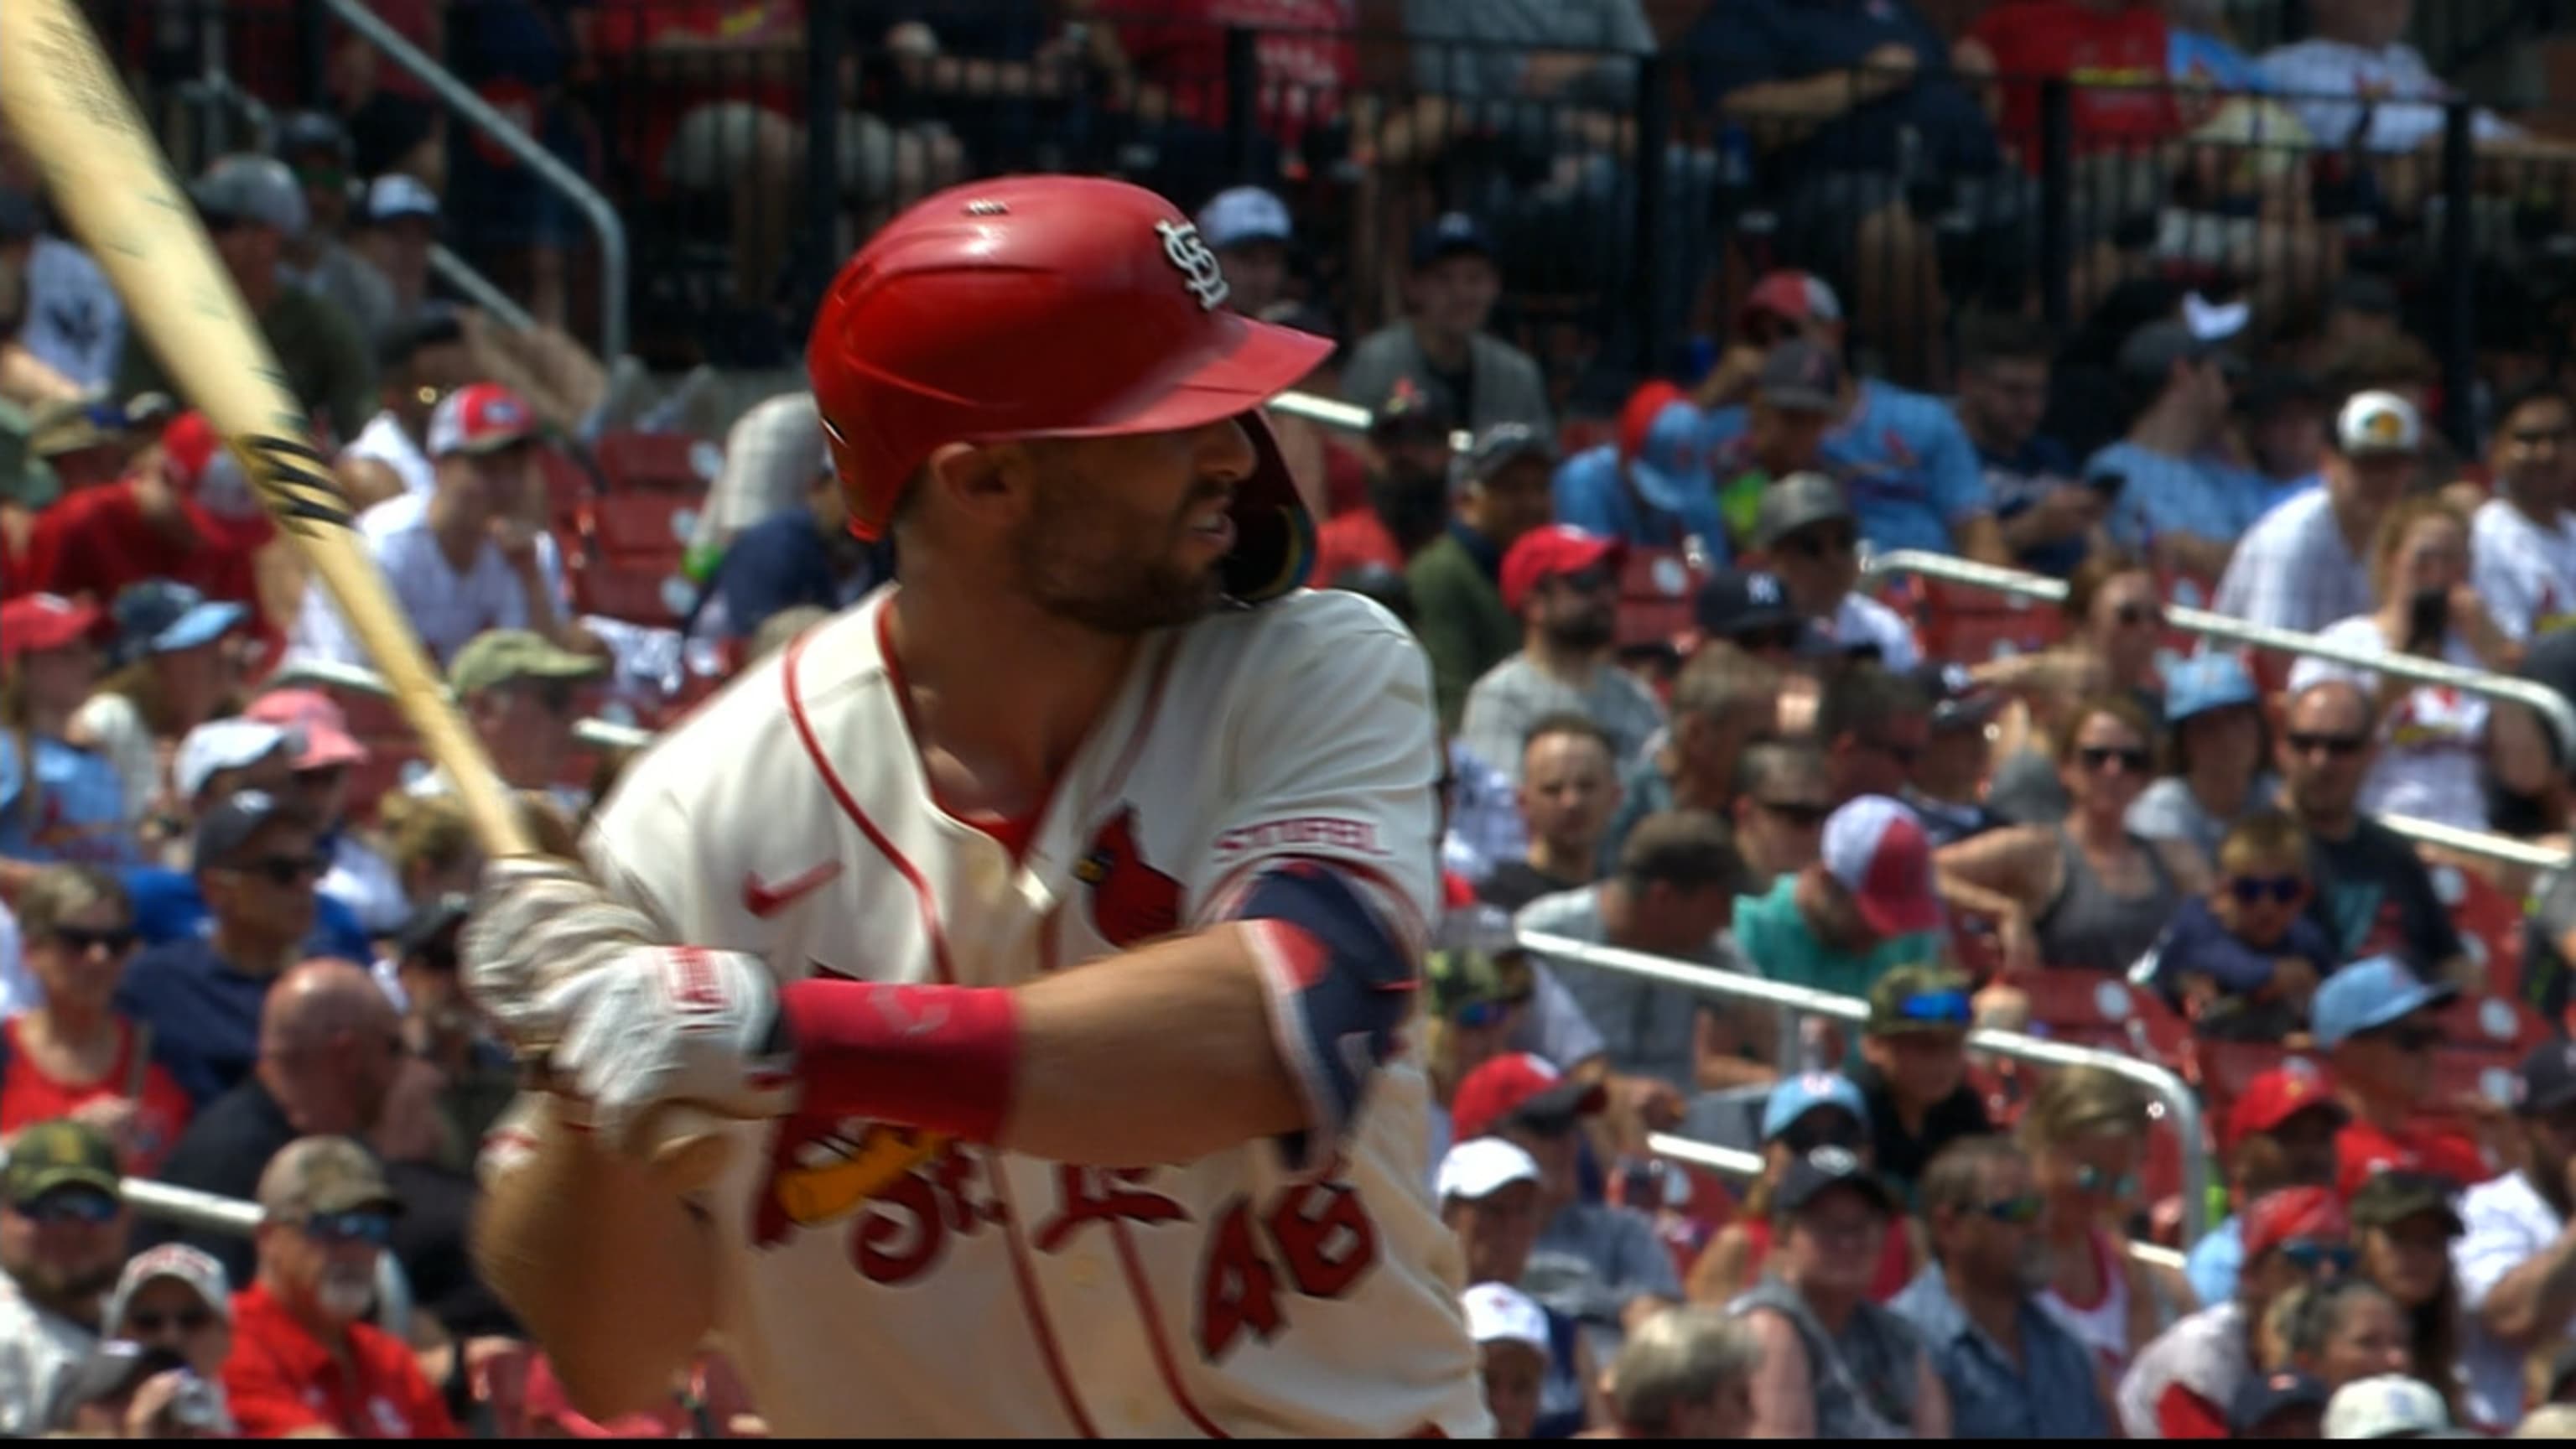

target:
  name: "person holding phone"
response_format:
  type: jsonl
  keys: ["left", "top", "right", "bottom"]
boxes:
{"left": 2287, "top": 496, "right": 2517, "bottom": 832}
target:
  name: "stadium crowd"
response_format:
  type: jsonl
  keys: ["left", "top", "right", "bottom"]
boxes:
{"left": 2, "top": 0, "right": 2576, "bottom": 1437}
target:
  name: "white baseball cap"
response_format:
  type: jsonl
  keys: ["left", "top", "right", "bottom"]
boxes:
{"left": 2334, "top": 390, "right": 2424, "bottom": 457}
{"left": 103, "top": 1243, "right": 232, "bottom": 1335}
{"left": 2323, "top": 1374, "right": 2453, "bottom": 1439}
{"left": 1820, "top": 796, "right": 1942, "bottom": 937}
{"left": 1462, "top": 1281, "right": 1549, "bottom": 1353}
{"left": 1437, "top": 1137, "right": 1540, "bottom": 1204}
{"left": 174, "top": 718, "right": 293, "bottom": 803}
{"left": 1195, "top": 186, "right": 1291, "bottom": 252}
{"left": 366, "top": 173, "right": 440, "bottom": 226}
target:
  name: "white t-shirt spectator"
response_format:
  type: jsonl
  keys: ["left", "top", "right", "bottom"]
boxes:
{"left": 322, "top": 832, "right": 411, "bottom": 937}
{"left": 2211, "top": 489, "right": 2376, "bottom": 636}
{"left": 2288, "top": 620, "right": 2490, "bottom": 830}
{"left": 2257, "top": 38, "right": 2519, "bottom": 153}
{"left": 19, "top": 236, "right": 123, "bottom": 391}
{"left": 290, "top": 491, "right": 538, "bottom": 667}
{"left": 1826, "top": 592, "right": 1921, "bottom": 670}
{"left": 0, "top": 1267, "right": 96, "bottom": 1435}
{"left": 2471, "top": 498, "right": 2576, "bottom": 643}
{"left": 2454, "top": 1166, "right": 2566, "bottom": 1429}
{"left": 340, "top": 413, "right": 571, "bottom": 610}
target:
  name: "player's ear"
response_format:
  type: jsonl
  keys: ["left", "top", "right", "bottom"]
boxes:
{"left": 922, "top": 441, "right": 1026, "bottom": 533}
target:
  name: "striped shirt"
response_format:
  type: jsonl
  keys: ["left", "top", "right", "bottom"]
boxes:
{"left": 2471, "top": 498, "right": 2576, "bottom": 643}
{"left": 2257, "top": 39, "right": 2518, "bottom": 153}
{"left": 1458, "top": 653, "right": 1666, "bottom": 788}
{"left": 290, "top": 492, "right": 536, "bottom": 667}
{"left": 2210, "top": 488, "right": 2376, "bottom": 635}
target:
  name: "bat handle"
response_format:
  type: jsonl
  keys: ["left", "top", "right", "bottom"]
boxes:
{"left": 636, "top": 1104, "right": 736, "bottom": 1193}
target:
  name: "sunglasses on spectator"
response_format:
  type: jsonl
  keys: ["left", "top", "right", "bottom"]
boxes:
{"left": 299, "top": 1210, "right": 395, "bottom": 1247}
{"left": 1982, "top": 1193, "right": 2045, "bottom": 1225}
{"left": 1755, "top": 798, "right": 1834, "bottom": 828}
{"left": 2229, "top": 875, "right": 2305, "bottom": 905}
{"left": 1780, "top": 1116, "right": 1866, "bottom": 1155}
{"left": 1452, "top": 991, "right": 1534, "bottom": 1030}
{"left": 45, "top": 924, "right": 136, "bottom": 955}
{"left": 2281, "top": 1239, "right": 2356, "bottom": 1275}
{"left": 2288, "top": 731, "right": 2369, "bottom": 757}
{"left": 2363, "top": 1021, "right": 2442, "bottom": 1053}
{"left": 16, "top": 1187, "right": 118, "bottom": 1225}
{"left": 1782, "top": 528, "right": 1856, "bottom": 559}
{"left": 2113, "top": 603, "right": 2163, "bottom": 628}
{"left": 1553, "top": 567, "right": 1617, "bottom": 595}
{"left": 2077, "top": 745, "right": 2151, "bottom": 774}
{"left": 236, "top": 853, "right": 330, "bottom": 887}
{"left": 1891, "top": 989, "right": 1974, "bottom": 1026}
{"left": 2072, "top": 1165, "right": 2140, "bottom": 1198}
{"left": 126, "top": 1306, "right": 216, "bottom": 1334}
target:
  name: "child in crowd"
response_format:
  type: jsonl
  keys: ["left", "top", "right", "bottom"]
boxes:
{"left": 2143, "top": 810, "right": 2340, "bottom": 1039}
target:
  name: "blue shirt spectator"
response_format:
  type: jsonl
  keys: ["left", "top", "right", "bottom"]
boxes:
{"left": 2090, "top": 440, "right": 2274, "bottom": 559}
{"left": 0, "top": 733, "right": 134, "bottom": 867}
{"left": 1554, "top": 387, "right": 1730, "bottom": 557}
{"left": 1702, "top": 380, "right": 1988, "bottom": 558}
{"left": 1984, "top": 433, "right": 2088, "bottom": 578}
{"left": 1683, "top": 0, "right": 2001, "bottom": 177}
{"left": 1891, "top": 1265, "right": 2113, "bottom": 1437}
{"left": 707, "top": 506, "right": 884, "bottom": 642}
{"left": 120, "top": 866, "right": 372, "bottom": 963}
{"left": 115, "top": 936, "right": 278, "bottom": 1104}
{"left": 2184, "top": 1213, "right": 2244, "bottom": 1306}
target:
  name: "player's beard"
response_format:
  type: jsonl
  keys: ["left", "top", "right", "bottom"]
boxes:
{"left": 1015, "top": 478, "right": 1226, "bottom": 635}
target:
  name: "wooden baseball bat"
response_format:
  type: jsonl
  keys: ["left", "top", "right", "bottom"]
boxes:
{"left": 0, "top": 0, "right": 725, "bottom": 1190}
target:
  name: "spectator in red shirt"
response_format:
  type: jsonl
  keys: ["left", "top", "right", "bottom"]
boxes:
{"left": 2121, "top": 1185, "right": 2350, "bottom": 1436}
{"left": 1091, "top": 0, "right": 1354, "bottom": 163}
{"left": 1957, "top": 0, "right": 2185, "bottom": 168}
{"left": 1312, "top": 379, "right": 1457, "bottom": 584}
{"left": 2312, "top": 956, "right": 2492, "bottom": 1197}
{"left": 21, "top": 413, "right": 279, "bottom": 643}
{"left": 222, "top": 1135, "right": 457, "bottom": 1439}
{"left": 0, "top": 866, "right": 193, "bottom": 1178}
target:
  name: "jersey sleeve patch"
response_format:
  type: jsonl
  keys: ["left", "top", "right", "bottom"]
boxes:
{"left": 1232, "top": 860, "right": 1418, "bottom": 1174}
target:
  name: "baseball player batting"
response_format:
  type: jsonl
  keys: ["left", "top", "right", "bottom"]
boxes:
{"left": 464, "top": 175, "right": 1486, "bottom": 1436}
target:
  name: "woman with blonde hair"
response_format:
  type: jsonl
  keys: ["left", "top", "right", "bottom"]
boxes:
{"left": 2020, "top": 1064, "right": 2196, "bottom": 1380}
{"left": 0, "top": 865, "right": 193, "bottom": 1175}
{"left": 0, "top": 595, "right": 129, "bottom": 896}
{"left": 71, "top": 582, "right": 247, "bottom": 839}
{"left": 2288, "top": 494, "right": 2516, "bottom": 831}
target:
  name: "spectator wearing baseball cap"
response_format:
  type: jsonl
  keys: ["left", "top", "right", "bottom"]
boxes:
{"left": 1452, "top": 1053, "right": 1684, "bottom": 1355}
{"left": 1462, "top": 1280, "right": 1568, "bottom": 1438}
{"left": 1707, "top": 340, "right": 1845, "bottom": 553}
{"left": 2231, "top": 1368, "right": 2331, "bottom": 1437}
{"left": 19, "top": 413, "right": 280, "bottom": 647}
{"left": 401, "top": 629, "right": 606, "bottom": 813}
{"left": 2127, "top": 652, "right": 2270, "bottom": 868}
{"left": 274, "top": 113, "right": 398, "bottom": 349}
{"left": 104, "top": 1243, "right": 235, "bottom": 1388}
{"left": 2347, "top": 1170, "right": 2467, "bottom": 1416}
{"left": 2311, "top": 957, "right": 2490, "bottom": 1200}
{"left": 1732, "top": 1145, "right": 1946, "bottom": 1436}
{"left": 242, "top": 687, "right": 404, "bottom": 937}
{"left": 1339, "top": 211, "right": 1552, "bottom": 440}
{"left": 1441, "top": 1140, "right": 1598, "bottom": 1437}
{"left": 72, "top": 581, "right": 251, "bottom": 834}
{"left": 1424, "top": 910, "right": 1596, "bottom": 1156}
{"left": 1518, "top": 810, "right": 1775, "bottom": 1098}
{"left": 1935, "top": 693, "right": 2192, "bottom": 975}
{"left": 0, "top": 1118, "right": 131, "bottom": 1434}
{"left": 1410, "top": 423, "right": 1557, "bottom": 732}
{"left": 2215, "top": 390, "right": 2426, "bottom": 636}
{"left": 2085, "top": 319, "right": 2269, "bottom": 583}
{"left": 2471, "top": 381, "right": 2576, "bottom": 647}
{"left": 2117, "top": 1185, "right": 2352, "bottom": 1436}
{"left": 1313, "top": 378, "right": 1457, "bottom": 588}
{"left": 26, "top": 394, "right": 144, "bottom": 491}
{"left": 0, "top": 593, "right": 132, "bottom": 871}
{"left": 1192, "top": 186, "right": 1292, "bottom": 317}
{"left": 1748, "top": 470, "right": 1919, "bottom": 669}
{"left": 116, "top": 154, "right": 375, "bottom": 441}
{"left": 1459, "top": 525, "right": 1664, "bottom": 789}
{"left": 1690, "top": 568, "right": 1814, "bottom": 667}
{"left": 1699, "top": 273, "right": 2010, "bottom": 569}
{"left": 1852, "top": 966, "right": 1994, "bottom": 1199}
{"left": 1554, "top": 382, "right": 1728, "bottom": 556}
{"left": 292, "top": 381, "right": 595, "bottom": 673}
{"left": 2455, "top": 1037, "right": 2576, "bottom": 1428}
{"left": 2322, "top": 1374, "right": 2455, "bottom": 1440}
{"left": 2184, "top": 1062, "right": 2349, "bottom": 1306}
{"left": 1734, "top": 795, "right": 1945, "bottom": 1002}
{"left": 1902, "top": 662, "right": 2009, "bottom": 848}
{"left": 223, "top": 1135, "right": 454, "bottom": 1438}
{"left": 1893, "top": 1135, "right": 2117, "bottom": 1438}
{"left": 1690, "top": 1072, "right": 1919, "bottom": 1307}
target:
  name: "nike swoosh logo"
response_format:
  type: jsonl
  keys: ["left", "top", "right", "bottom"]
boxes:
{"left": 744, "top": 861, "right": 844, "bottom": 917}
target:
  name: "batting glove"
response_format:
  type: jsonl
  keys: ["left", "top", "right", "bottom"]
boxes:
{"left": 538, "top": 944, "right": 802, "bottom": 1153}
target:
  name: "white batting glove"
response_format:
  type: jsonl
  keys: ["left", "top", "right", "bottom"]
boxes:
{"left": 538, "top": 944, "right": 801, "bottom": 1152}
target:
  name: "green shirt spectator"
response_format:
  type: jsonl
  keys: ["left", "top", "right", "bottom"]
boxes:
{"left": 1410, "top": 425, "right": 1556, "bottom": 733}
{"left": 1732, "top": 794, "right": 1945, "bottom": 1000}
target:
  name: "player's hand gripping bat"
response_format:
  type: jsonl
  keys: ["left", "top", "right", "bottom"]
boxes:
{"left": 0, "top": 0, "right": 728, "bottom": 1187}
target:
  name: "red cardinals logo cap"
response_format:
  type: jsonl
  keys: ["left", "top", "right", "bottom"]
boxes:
{"left": 0, "top": 592, "right": 103, "bottom": 664}
{"left": 1741, "top": 269, "right": 1843, "bottom": 330}
{"left": 2223, "top": 1062, "right": 2347, "bottom": 1150}
{"left": 427, "top": 382, "right": 539, "bottom": 460}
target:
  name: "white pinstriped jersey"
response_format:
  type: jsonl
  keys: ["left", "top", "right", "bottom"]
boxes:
{"left": 580, "top": 586, "right": 1488, "bottom": 1437}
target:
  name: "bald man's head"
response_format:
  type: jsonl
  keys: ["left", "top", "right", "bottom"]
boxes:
{"left": 257, "top": 959, "right": 405, "bottom": 1134}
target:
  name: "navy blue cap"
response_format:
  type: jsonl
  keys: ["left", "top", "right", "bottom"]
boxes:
{"left": 2230, "top": 1370, "right": 2330, "bottom": 1433}
{"left": 1412, "top": 211, "right": 1494, "bottom": 270}
{"left": 191, "top": 788, "right": 297, "bottom": 869}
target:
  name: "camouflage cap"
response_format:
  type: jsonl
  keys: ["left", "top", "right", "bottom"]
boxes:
{"left": 448, "top": 629, "right": 608, "bottom": 698}
{"left": 0, "top": 398, "right": 60, "bottom": 510}
{"left": 1865, "top": 963, "right": 1976, "bottom": 1036}
{"left": 3, "top": 1119, "right": 122, "bottom": 1205}
{"left": 255, "top": 1136, "right": 401, "bottom": 1220}
{"left": 1426, "top": 905, "right": 1535, "bottom": 1021}
{"left": 26, "top": 394, "right": 122, "bottom": 459}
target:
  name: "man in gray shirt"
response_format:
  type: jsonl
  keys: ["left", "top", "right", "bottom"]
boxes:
{"left": 1341, "top": 213, "right": 1553, "bottom": 439}
{"left": 1462, "top": 524, "right": 1665, "bottom": 786}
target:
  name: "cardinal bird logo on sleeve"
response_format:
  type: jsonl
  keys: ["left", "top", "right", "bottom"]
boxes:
{"left": 1075, "top": 805, "right": 1181, "bottom": 947}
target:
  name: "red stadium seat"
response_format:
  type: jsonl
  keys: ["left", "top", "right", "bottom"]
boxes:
{"left": 2001, "top": 969, "right": 2188, "bottom": 1062}
{"left": 538, "top": 446, "right": 591, "bottom": 527}
{"left": 2433, "top": 994, "right": 2551, "bottom": 1057}
{"left": 2431, "top": 864, "right": 2530, "bottom": 1001}
{"left": 593, "top": 430, "right": 719, "bottom": 494}
{"left": 583, "top": 492, "right": 698, "bottom": 564}
{"left": 1907, "top": 578, "right": 2063, "bottom": 663}
{"left": 573, "top": 563, "right": 689, "bottom": 628}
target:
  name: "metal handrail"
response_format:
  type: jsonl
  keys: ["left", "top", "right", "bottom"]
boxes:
{"left": 1867, "top": 548, "right": 2576, "bottom": 751}
{"left": 2383, "top": 813, "right": 2570, "bottom": 873}
{"left": 1521, "top": 930, "right": 2213, "bottom": 1247}
{"left": 314, "top": 0, "right": 629, "bottom": 361}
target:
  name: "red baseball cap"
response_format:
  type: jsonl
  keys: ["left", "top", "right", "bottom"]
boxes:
{"left": 0, "top": 593, "right": 104, "bottom": 664}
{"left": 158, "top": 413, "right": 277, "bottom": 555}
{"left": 1617, "top": 381, "right": 1688, "bottom": 461}
{"left": 1452, "top": 1053, "right": 1607, "bottom": 1143}
{"left": 1738, "top": 270, "right": 1844, "bottom": 332}
{"left": 1820, "top": 795, "right": 1941, "bottom": 937}
{"left": 2243, "top": 1185, "right": 2349, "bottom": 1262}
{"left": 2225, "top": 1064, "right": 2347, "bottom": 1153}
{"left": 1499, "top": 525, "right": 1623, "bottom": 615}
{"left": 427, "top": 382, "right": 540, "bottom": 459}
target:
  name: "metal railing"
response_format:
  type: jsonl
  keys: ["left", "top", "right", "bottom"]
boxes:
{"left": 1521, "top": 929, "right": 2213, "bottom": 1246}
{"left": 313, "top": 0, "right": 629, "bottom": 361}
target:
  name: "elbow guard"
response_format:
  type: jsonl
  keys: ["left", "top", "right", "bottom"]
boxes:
{"left": 1232, "top": 861, "right": 1417, "bottom": 1171}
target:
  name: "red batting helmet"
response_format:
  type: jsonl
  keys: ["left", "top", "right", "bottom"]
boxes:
{"left": 808, "top": 175, "right": 1333, "bottom": 604}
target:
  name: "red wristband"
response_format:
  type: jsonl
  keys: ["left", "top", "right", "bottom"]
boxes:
{"left": 776, "top": 979, "right": 1021, "bottom": 1143}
